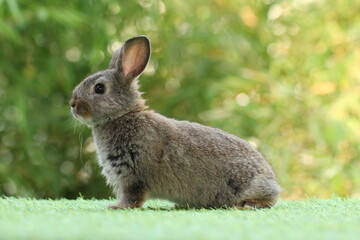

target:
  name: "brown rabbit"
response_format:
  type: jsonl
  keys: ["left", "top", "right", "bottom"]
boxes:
{"left": 70, "top": 36, "right": 280, "bottom": 209}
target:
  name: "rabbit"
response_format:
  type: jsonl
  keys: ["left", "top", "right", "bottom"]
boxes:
{"left": 69, "top": 35, "right": 280, "bottom": 209}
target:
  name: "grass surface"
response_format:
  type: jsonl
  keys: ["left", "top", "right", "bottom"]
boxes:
{"left": 0, "top": 198, "right": 359, "bottom": 240}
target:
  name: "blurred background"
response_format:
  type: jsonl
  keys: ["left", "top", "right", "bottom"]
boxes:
{"left": 1, "top": 0, "right": 360, "bottom": 199}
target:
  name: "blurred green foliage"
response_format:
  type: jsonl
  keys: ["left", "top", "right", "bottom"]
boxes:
{"left": 1, "top": 0, "right": 360, "bottom": 199}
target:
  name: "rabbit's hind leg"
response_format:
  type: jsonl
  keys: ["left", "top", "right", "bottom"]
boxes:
{"left": 235, "top": 176, "right": 280, "bottom": 210}
{"left": 235, "top": 198, "right": 275, "bottom": 210}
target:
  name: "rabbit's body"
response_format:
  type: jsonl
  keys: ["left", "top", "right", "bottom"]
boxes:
{"left": 94, "top": 110, "right": 279, "bottom": 208}
{"left": 70, "top": 36, "right": 280, "bottom": 209}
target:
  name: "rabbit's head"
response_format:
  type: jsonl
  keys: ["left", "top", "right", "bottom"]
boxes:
{"left": 69, "top": 36, "right": 150, "bottom": 127}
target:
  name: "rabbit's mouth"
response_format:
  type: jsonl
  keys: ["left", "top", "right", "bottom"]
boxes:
{"left": 70, "top": 97, "right": 93, "bottom": 126}
{"left": 71, "top": 106, "right": 91, "bottom": 118}
{"left": 71, "top": 108, "right": 94, "bottom": 126}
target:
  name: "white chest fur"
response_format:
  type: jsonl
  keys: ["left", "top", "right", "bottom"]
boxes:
{"left": 93, "top": 131, "right": 139, "bottom": 187}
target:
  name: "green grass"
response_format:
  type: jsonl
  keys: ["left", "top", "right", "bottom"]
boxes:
{"left": 0, "top": 198, "right": 359, "bottom": 240}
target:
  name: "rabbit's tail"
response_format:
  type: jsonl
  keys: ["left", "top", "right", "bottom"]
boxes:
{"left": 236, "top": 176, "right": 281, "bottom": 209}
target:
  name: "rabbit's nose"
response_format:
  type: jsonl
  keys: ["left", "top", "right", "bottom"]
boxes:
{"left": 69, "top": 99, "right": 76, "bottom": 108}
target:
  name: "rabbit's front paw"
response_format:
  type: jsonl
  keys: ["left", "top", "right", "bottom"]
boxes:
{"left": 107, "top": 202, "right": 136, "bottom": 209}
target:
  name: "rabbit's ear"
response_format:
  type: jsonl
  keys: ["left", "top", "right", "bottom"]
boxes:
{"left": 109, "top": 36, "right": 150, "bottom": 80}
{"left": 108, "top": 48, "right": 121, "bottom": 69}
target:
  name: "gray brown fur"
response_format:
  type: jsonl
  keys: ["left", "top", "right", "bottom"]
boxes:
{"left": 70, "top": 36, "right": 280, "bottom": 209}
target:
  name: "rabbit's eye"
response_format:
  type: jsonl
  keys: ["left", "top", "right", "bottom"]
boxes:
{"left": 94, "top": 83, "right": 106, "bottom": 94}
